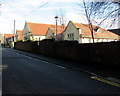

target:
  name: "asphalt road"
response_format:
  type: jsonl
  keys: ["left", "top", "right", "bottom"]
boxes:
{"left": 2, "top": 48, "right": 120, "bottom": 95}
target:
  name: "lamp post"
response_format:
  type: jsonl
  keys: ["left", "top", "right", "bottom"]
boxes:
{"left": 55, "top": 16, "right": 58, "bottom": 40}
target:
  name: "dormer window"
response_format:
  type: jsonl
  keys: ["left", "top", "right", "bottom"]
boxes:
{"left": 94, "top": 27, "right": 99, "bottom": 32}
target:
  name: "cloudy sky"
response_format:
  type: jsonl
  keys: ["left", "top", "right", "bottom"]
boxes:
{"left": 0, "top": 0, "right": 119, "bottom": 34}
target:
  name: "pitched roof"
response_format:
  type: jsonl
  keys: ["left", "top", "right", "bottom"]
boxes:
{"left": 27, "top": 22, "right": 55, "bottom": 35}
{"left": 50, "top": 25, "right": 66, "bottom": 34}
{"left": 16, "top": 30, "right": 23, "bottom": 40}
{"left": 74, "top": 23, "right": 119, "bottom": 39}
{"left": 95, "top": 28, "right": 119, "bottom": 38}
{"left": 4, "top": 34, "right": 15, "bottom": 38}
{"left": 107, "top": 28, "right": 120, "bottom": 36}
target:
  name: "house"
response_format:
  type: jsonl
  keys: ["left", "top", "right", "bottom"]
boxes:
{"left": 16, "top": 30, "right": 23, "bottom": 41}
{"left": 22, "top": 22, "right": 55, "bottom": 41}
{"left": 4, "top": 34, "right": 15, "bottom": 47}
{"left": 4, "top": 34, "right": 15, "bottom": 43}
{"left": 63, "top": 21, "right": 119, "bottom": 43}
{"left": 46, "top": 25, "right": 66, "bottom": 40}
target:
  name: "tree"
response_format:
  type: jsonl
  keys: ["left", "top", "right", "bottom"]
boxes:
{"left": 78, "top": 0, "right": 120, "bottom": 43}
{"left": 55, "top": 9, "right": 67, "bottom": 29}
{"left": 0, "top": 0, "right": 11, "bottom": 4}
{"left": 0, "top": 0, "right": 13, "bottom": 15}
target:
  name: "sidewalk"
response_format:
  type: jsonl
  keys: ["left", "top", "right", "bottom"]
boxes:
{"left": 6, "top": 48, "right": 120, "bottom": 84}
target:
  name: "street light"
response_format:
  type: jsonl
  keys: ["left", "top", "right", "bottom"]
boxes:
{"left": 55, "top": 16, "right": 58, "bottom": 40}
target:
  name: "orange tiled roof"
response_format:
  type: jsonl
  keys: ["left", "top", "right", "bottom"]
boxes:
{"left": 50, "top": 25, "right": 66, "bottom": 34}
{"left": 4, "top": 34, "right": 14, "bottom": 39}
{"left": 27, "top": 22, "right": 55, "bottom": 35}
{"left": 94, "top": 28, "right": 119, "bottom": 38}
{"left": 16, "top": 30, "right": 22, "bottom": 40}
{"left": 74, "top": 23, "right": 119, "bottom": 39}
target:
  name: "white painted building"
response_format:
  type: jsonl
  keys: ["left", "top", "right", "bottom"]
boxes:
{"left": 64, "top": 21, "right": 119, "bottom": 43}
{"left": 46, "top": 25, "right": 66, "bottom": 40}
{"left": 22, "top": 22, "right": 54, "bottom": 41}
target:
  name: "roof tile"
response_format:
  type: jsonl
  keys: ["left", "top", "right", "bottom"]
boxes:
{"left": 74, "top": 23, "right": 119, "bottom": 39}
{"left": 27, "top": 22, "right": 55, "bottom": 35}
{"left": 4, "top": 34, "right": 15, "bottom": 39}
{"left": 16, "top": 30, "right": 22, "bottom": 40}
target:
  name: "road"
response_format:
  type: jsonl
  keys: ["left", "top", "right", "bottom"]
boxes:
{"left": 2, "top": 48, "right": 120, "bottom": 95}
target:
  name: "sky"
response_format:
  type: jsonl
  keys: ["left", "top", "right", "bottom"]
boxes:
{"left": 0, "top": 0, "right": 119, "bottom": 34}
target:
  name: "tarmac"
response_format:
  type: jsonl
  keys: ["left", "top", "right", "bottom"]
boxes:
{"left": 5, "top": 48, "right": 120, "bottom": 85}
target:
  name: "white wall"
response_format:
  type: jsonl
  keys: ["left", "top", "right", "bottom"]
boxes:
{"left": 22, "top": 23, "right": 31, "bottom": 41}
{"left": 46, "top": 28, "right": 54, "bottom": 39}
{"left": 31, "top": 35, "right": 45, "bottom": 41}
{"left": 64, "top": 21, "right": 79, "bottom": 42}
{"left": 81, "top": 38, "right": 117, "bottom": 43}
{"left": 81, "top": 38, "right": 92, "bottom": 43}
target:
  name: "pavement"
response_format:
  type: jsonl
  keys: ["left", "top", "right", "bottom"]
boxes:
{"left": 7, "top": 48, "right": 120, "bottom": 84}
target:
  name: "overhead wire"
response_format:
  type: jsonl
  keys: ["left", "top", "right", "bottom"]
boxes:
{"left": 2, "top": 0, "right": 52, "bottom": 34}
{"left": 15, "top": 0, "right": 52, "bottom": 20}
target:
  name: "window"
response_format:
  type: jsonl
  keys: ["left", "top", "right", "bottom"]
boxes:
{"left": 67, "top": 33, "right": 74, "bottom": 40}
{"left": 94, "top": 27, "right": 99, "bottom": 32}
{"left": 67, "top": 34, "right": 69, "bottom": 38}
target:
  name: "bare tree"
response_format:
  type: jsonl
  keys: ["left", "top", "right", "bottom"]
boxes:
{"left": 55, "top": 9, "right": 67, "bottom": 29}
{"left": 0, "top": 0, "right": 14, "bottom": 15}
{"left": 78, "top": 0, "right": 120, "bottom": 43}
{"left": 0, "top": 0, "right": 10, "bottom": 4}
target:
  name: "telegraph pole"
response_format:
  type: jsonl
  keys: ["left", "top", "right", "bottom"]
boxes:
{"left": 12, "top": 20, "right": 16, "bottom": 48}
{"left": 55, "top": 16, "right": 58, "bottom": 40}
{"left": 14, "top": 20, "right": 16, "bottom": 42}
{"left": 14, "top": 20, "right": 16, "bottom": 35}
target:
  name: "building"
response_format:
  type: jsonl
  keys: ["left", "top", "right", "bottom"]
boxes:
{"left": 63, "top": 21, "right": 119, "bottom": 43}
{"left": 16, "top": 30, "right": 23, "bottom": 41}
{"left": 22, "top": 22, "right": 55, "bottom": 41}
{"left": 46, "top": 25, "right": 66, "bottom": 40}
{"left": 4, "top": 34, "right": 15, "bottom": 47}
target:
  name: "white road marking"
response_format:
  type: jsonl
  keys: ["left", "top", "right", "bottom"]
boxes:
{"left": 32, "top": 58, "right": 40, "bottom": 61}
{"left": 15, "top": 52, "right": 66, "bottom": 70}
{"left": 19, "top": 54, "right": 33, "bottom": 59}
{"left": 41, "top": 61, "right": 50, "bottom": 64}
{"left": 27, "top": 56, "right": 32, "bottom": 59}
{"left": 16, "top": 52, "right": 48, "bottom": 62}
{"left": 16, "top": 53, "right": 20, "bottom": 55}
{"left": 57, "top": 65, "right": 66, "bottom": 69}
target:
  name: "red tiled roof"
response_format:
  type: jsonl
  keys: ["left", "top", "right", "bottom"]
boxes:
{"left": 50, "top": 25, "right": 66, "bottom": 34}
{"left": 16, "top": 30, "right": 22, "bottom": 40}
{"left": 74, "top": 23, "right": 119, "bottom": 39}
{"left": 94, "top": 28, "right": 119, "bottom": 38}
{"left": 4, "top": 34, "right": 14, "bottom": 39}
{"left": 27, "top": 22, "right": 55, "bottom": 35}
